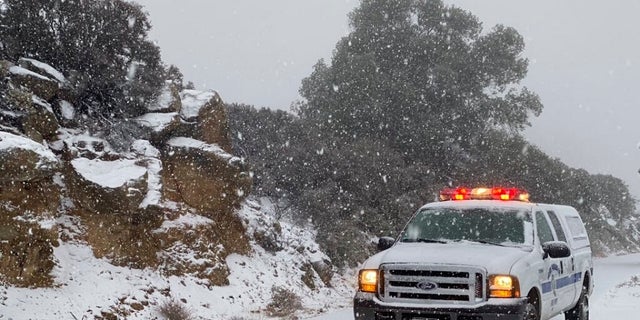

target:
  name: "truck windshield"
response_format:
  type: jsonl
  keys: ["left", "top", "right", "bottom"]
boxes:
{"left": 400, "top": 207, "right": 534, "bottom": 246}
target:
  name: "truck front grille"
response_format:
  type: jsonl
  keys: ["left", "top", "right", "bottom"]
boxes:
{"left": 379, "top": 264, "right": 486, "bottom": 305}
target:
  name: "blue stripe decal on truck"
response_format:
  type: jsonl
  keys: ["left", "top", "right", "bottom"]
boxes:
{"left": 542, "top": 272, "right": 582, "bottom": 294}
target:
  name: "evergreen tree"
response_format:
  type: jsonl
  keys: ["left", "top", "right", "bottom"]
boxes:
{"left": 299, "top": 0, "right": 542, "bottom": 176}
{"left": 0, "top": 0, "right": 164, "bottom": 118}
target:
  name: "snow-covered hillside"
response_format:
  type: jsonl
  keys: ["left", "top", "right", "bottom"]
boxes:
{"left": 0, "top": 198, "right": 356, "bottom": 319}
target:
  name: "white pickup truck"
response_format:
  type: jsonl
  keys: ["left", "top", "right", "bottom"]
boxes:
{"left": 354, "top": 187, "right": 593, "bottom": 320}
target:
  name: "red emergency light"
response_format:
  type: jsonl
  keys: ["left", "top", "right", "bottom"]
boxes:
{"left": 440, "top": 187, "right": 530, "bottom": 202}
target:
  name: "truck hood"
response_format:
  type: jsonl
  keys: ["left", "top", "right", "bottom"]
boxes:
{"left": 361, "top": 242, "right": 532, "bottom": 275}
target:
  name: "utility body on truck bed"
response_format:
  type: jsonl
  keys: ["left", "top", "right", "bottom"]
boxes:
{"left": 354, "top": 187, "right": 592, "bottom": 320}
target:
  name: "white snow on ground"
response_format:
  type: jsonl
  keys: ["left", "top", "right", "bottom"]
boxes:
{"left": 0, "top": 131, "right": 58, "bottom": 166}
{"left": 180, "top": 89, "right": 218, "bottom": 120}
{"left": 307, "top": 253, "right": 640, "bottom": 320}
{"left": 0, "top": 198, "right": 355, "bottom": 319}
{"left": 70, "top": 158, "right": 147, "bottom": 188}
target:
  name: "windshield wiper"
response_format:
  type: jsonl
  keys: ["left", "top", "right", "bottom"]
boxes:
{"left": 401, "top": 238, "right": 448, "bottom": 244}
{"left": 463, "top": 240, "right": 512, "bottom": 247}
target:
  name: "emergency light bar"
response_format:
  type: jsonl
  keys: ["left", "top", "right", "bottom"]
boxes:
{"left": 440, "top": 187, "right": 530, "bottom": 202}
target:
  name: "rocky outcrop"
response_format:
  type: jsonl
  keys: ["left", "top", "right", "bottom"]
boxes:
{"left": 177, "top": 90, "right": 233, "bottom": 152}
{"left": 3, "top": 60, "right": 63, "bottom": 142}
{"left": 161, "top": 137, "right": 251, "bottom": 216}
{"left": 67, "top": 157, "right": 148, "bottom": 215}
{"left": 0, "top": 132, "right": 61, "bottom": 287}
{"left": 0, "top": 57, "right": 253, "bottom": 288}
{"left": 7, "top": 64, "right": 59, "bottom": 101}
{"left": 134, "top": 112, "right": 182, "bottom": 145}
{"left": 77, "top": 206, "right": 164, "bottom": 269}
{"left": 0, "top": 131, "right": 59, "bottom": 182}
{"left": 17, "top": 58, "right": 68, "bottom": 86}
{"left": 155, "top": 212, "right": 250, "bottom": 286}
{"left": 0, "top": 216, "right": 58, "bottom": 287}
{"left": 23, "top": 97, "right": 60, "bottom": 142}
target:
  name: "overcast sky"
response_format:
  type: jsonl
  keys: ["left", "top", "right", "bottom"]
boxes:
{"left": 134, "top": 0, "right": 640, "bottom": 200}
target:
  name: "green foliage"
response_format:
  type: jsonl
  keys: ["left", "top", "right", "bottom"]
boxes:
{"left": 299, "top": 0, "right": 542, "bottom": 170}
{"left": 0, "top": 0, "right": 165, "bottom": 118}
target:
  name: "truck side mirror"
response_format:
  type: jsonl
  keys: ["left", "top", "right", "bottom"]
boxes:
{"left": 542, "top": 241, "right": 571, "bottom": 259}
{"left": 377, "top": 237, "right": 395, "bottom": 251}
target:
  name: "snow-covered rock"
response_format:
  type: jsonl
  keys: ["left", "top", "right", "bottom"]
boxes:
{"left": 161, "top": 137, "right": 251, "bottom": 214}
{"left": 0, "top": 131, "right": 59, "bottom": 182}
{"left": 8, "top": 65, "right": 59, "bottom": 101}
{"left": 178, "top": 89, "right": 233, "bottom": 151}
{"left": 18, "top": 58, "right": 68, "bottom": 86}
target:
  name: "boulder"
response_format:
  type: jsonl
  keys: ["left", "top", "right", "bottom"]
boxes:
{"left": 22, "top": 96, "right": 60, "bottom": 142}
{"left": 0, "top": 216, "right": 58, "bottom": 287}
{"left": 0, "top": 132, "right": 60, "bottom": 287}
{"left": 161, "top": 137, "right": 251, "bottom": 216}
{"left": 134, "top": 112, "right": 182, "bottom": 146}
{"left": 178, "top": 90, "right": 233, "bottom": 152}
{"left": 0, "top": 178, "right": 61, "bottom": 219}
{"left": 156, "top": 212, "right": 250, "bottom": 286}
{"left": 77, "top": 206, "right": 163, "bottom": 269}
{"left": 17, "top": 58, "right": 68, "bottom": 86}
{"left": 0, "top": 131, "right": 59, "bottom": 183}
{"left": 66, "top": 157, "right": 148, "bottom": 215}
{"left": 8, "top": 65, "right": 59, "bottom": 101}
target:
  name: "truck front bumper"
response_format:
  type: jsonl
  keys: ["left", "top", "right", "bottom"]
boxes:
{"left": 354, "top": 293, "right": 528, "bottom": 320}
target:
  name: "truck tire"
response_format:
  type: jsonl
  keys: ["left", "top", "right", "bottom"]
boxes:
{"left": 524, "top": 294, "right": 540, "bottom": 320}
{"left": 565, "top": 284, "right": 589, "bottom": 320}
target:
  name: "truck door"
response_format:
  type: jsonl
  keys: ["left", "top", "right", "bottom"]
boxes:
{"left": 546, "top": 210, "right": 577, "bottom": 311}
{"left": 535, "top": 210, "right": 561, "bottom": 318}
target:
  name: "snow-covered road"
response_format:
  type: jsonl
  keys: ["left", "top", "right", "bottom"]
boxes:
{"left": 307, "top": 253, "right": 640, "bottom": 320}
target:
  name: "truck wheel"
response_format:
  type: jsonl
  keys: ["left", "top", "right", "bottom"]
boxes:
{"left": 565, "top": 285, "right": 589, "bottom": 320}
{"left": 524, "top": 294, "right": 539, "bottom": 320}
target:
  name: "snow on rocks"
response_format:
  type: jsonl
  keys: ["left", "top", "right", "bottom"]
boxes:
{"left": 167, "top": 136, "right": 240, "bottom": 164}
{"left": 179, "top": 89, "right": 219, "bottom": 121}
{"left": 134, "top": 112, "right": 180, "bottom": 133}
{"left": 8, "top": 65, "right": 59, "bottom": 101}
{"left": 18, "top": 57, "right": 68, "bottom": 85}
{"left": 7, "top": 65, "right": 51, "bottom": 82}
{"left": 70, "top": 158, "right": 146, "bottom": 189}
{"left": 162, "top": 137, "right": 251, "bottom": 212}
{"left": 131, "top": 140, "right": 162, "bottom": 208}
{"left": 0, "top": 131, "right": 59, "bottom": 182}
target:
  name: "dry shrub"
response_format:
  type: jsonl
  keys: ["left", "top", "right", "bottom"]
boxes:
{"left": 265, "top": 286, "right": 302, "bottom": 317}
{"left": 158, "top": 299, "right": 193, "bottom": 320}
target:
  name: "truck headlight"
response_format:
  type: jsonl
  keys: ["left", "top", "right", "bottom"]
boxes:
{"left": 489, "top": 275, "right": 520, "bottom": 298}
{"left": 358, "top": 269, "right": 378, "bottom": 293}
